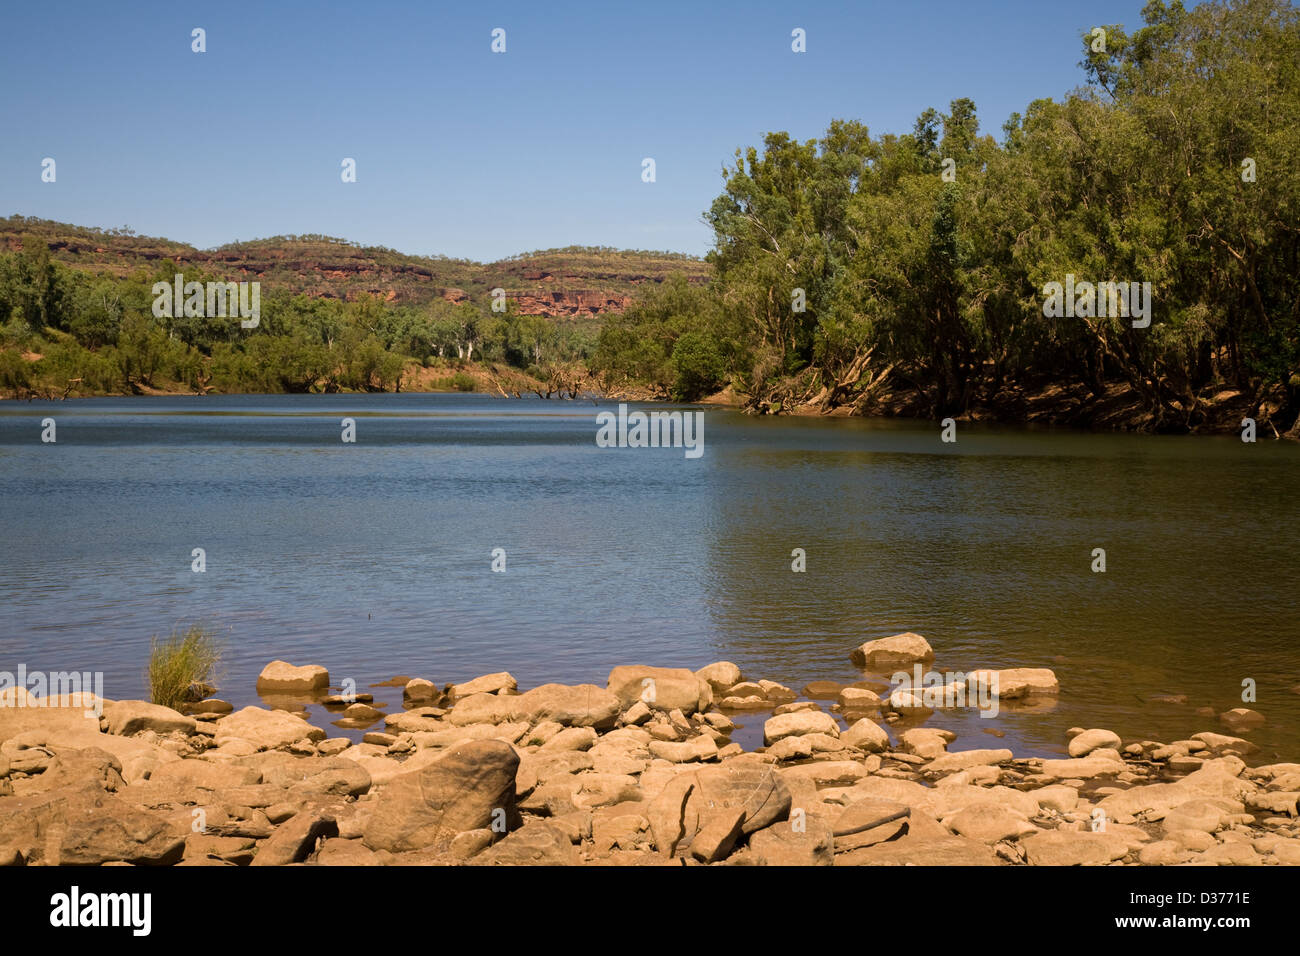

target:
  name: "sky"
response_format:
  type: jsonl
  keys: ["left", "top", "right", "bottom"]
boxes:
{"left": 0, "top": 0, "right": 1151, "bottom": 262}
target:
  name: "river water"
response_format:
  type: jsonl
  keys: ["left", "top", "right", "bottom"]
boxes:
{"left": 1, "top": 393, "right": 1297, "bottom": 760}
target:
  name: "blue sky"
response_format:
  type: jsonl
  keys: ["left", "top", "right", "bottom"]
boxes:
{"left": 0, "top": 0, "right": 1150, "bottom": 262}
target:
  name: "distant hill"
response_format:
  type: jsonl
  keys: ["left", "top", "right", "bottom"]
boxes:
{"left": 0, "top": 215, "right": 711, "bottom": 317}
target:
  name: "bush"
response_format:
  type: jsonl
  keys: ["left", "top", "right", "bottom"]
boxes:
{"left": 147, "top": 625, "right": 222, "bottom": 711}
{"left": 670, "top": 330, "right": 727, "bottom": 401}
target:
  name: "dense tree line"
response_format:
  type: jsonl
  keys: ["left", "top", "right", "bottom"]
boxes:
{"left": 595, "top": 0, "right": 1300, "bottom": 434}
{"left": 0, "top": 239, "right": 598, "bottom": 397}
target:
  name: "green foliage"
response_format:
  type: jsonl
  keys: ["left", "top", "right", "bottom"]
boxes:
{"left": 681, "top": 0, "right": 1300, "bottom": 429}
{"left": 147, "top": 625, "right": 222, "bottom": 711}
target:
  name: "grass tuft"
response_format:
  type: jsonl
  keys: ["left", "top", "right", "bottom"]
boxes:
{"left": 147, "top": 625, "right": 222, "bottom": 711}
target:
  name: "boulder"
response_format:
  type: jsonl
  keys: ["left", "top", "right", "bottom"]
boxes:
{"left": 849, "top": 633, "right": 934, "bottom": 668}
{"left": 1020, "top": 829, "right": 1129, "bottom": 866}
{"left": 926, "top": 749, "right": 1012, "bottom": 773}
{"left": 103, "top": 701, "right": 196, "bottom": 737}
{"left": 841, "top": 718, "right": 891, "bottom": 752}
{"left": 1067, "top": 728, "right": 1122, "bottom": 757}
{"left": 251, "top": 807, "right": 339, "bottom": 866}
{"left": 607, "top": 666, "right": 712, "bottom": 715}
{"left": 690, "top": 763, "right": 792, "bottom": 835}
{"left": 57, "top": 793, "right": 186, "bottom": 866}
{"left": 476, "top": 821, "right": 577, "bottom": 866}
{"left": 255, "top": 661, "right": 329, "bottom": 694}
{"left": 449, "top": 684, "right": 621, "bottom": 729}
{"left": 749, "top": 820, "right": 834, "bottom": 865}
{"left": 945, "top": 805, "right": 1038, "bottom": 844}
{"left": 1219, "top": 708, "right": 1265, "bottom": 732}
{"left": 689, "top": 808, "right": 745, "bottom": 863}
{"left": 402, "top": 679, "right": 441, "bottom": 705}
{"left": 763, "top": 710, "right": 839, "bottom": 745}
{"left": 149, "top": 760, "right": 261, "bottom": 790}
{"left": 1039, "top": 751, "right": 1126, "bottom": 779}
{"left": 363, "top": 739, "right": 519, "bottom": 852}
{"left": 447, "top": 672, "right": 517, "bottom": 700}
{"left": 899, "top": 728, "right": 949, "bottom": 759}
{"left": 839, "top": 687, "right": 883, "bottom": 710}
{"left": 214, "top": 707, "right": 326, "bottom": 750}
{"left": 694, "top": 662, "right": 742, "bottom": 693}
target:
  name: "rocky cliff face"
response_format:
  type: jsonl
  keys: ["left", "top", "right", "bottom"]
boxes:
{"left": 2, "top": 218, "right": 711, "bottom": 317}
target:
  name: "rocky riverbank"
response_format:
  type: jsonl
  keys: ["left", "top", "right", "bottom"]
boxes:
{"left": 1, "top": 634, "right": 1297, "bottom": 866}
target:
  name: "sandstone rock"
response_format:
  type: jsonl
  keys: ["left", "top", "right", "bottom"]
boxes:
{"left": 781, "top": 761, "right": 867, "bottom": 788}
{"left": 570, "top": 773, "right": 640, "bottom": 811}
{"left": 539, "top": 727, "right": 598, "bottom": 753}
{"left": 689, "top": 808, "right": 745, "bottom": 863}
{"left": 757, "top": 680, "right": 797, "bottom": 702}
{"left": 694, "top": 662, "right": 742, "bottom": 693}
{"left": 315, "top": 838, "right": 386, "bottom": 866}
{"left": 184, "top": 833, "right": 256, "bottom": 865}
{"left": 690, "top": 763, "right": 792, "bottom": 835}
{"left": 763, "top": 710, "right": 839, "bottom": 745}
{"left": 449, "top": 684, "right": 620, "bottom": 729}
{"left": 1161, "top": 799, "right": 1231, "bottom": 834}
{"left": 946, "top": 805, "right": 1038, "bottom": 844}
{"left": 403, "top": 679, "right": 441, "bottom": 705}
{"left": 447, "top": 672, "right": 517, "bottom": 700}
{"left": 719, "top": 695, "right": 770, "bottom": 710}
{"left": 150, "top": 759, "right": 261, "bottom": 790}
{"left": 477, "top": 821, "right": 577, "bottom": 865}
{"left": 251, "top": 807, "right": 339, "bottom": 866}
{"left": 58, "top": 793, "right": 186, "bottom": 865}
{"left": 649, "top": 735, "right": 718, "bottom": 763}
{"left": 214, "top": 707, "right": 326, "bottom": 750}
{"left": 1200, "top": 841, "right": 1260, "bottom": 865}
{"left": 592, "top": 812, "right": 650, "bottom": 853}
{"left": 899, "top": 728, "right": 949, "bottom": 759}
{"left": 255, "top": 661, "right": 329, "bottom": 694}
{"left": 1191, "top": 731, "right": 1258, "bottom": 755}
{"left": 749, "top": 819, "right": 834, "bottom": 865}
{"left": 340, "top": 703, "right": 380, "bottom": 721}
{"left": 449, "top": 828, "right": 496, "bottom": 861}
{"left": 103, "top": 700, "right": 196, "bottom": 737}
{"left": 802, "top": 681, "right": 844, "bottom": 700}
{"left": 849, "top": 633, "right": 934, "bottom": 668}
{"left": 607, "top": 666, "right": 712, "bottom": 715}
{"left": 622, "top": 701, "right": 652, "bottom": 726}
{"left": 840, "top": 718, "right": 890, "bottom": 752}
{"left": 1067, "top": 728, "right": 1122, "bottom": 757}
{"left": 362, "top": 739, "right": 519, "bottom": 852}
{"left": 1021, "top": 829, "right": 1129, "bottom": 865}
{"left": 1035, "top": 785, "right": 1080, "bottom": 813}
{"left": 839, "top": 687, "right": 883, "bottom": 710}
{"left": 1039, "top": 751, "right": 1126, "bottom": 780}
{"left": 646, "top": 775, "right": 695, "bottom": 856}
{"left": 1219, "top": 708, "right": 1265, "bottom": 732}
{"left": 1138, "top": 839, "right": 1194, "bottom": 865}
{"left": 927, "top": 749, "right": 1012, "bottom": 773}
{"left": 773, "top": 701, "right": 820, "bottom": 716}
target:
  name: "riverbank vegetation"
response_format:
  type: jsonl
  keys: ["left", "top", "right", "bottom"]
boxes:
{"left": 0, "top": 235, "right": 603, "bottom": 399}
{"left": 594, "top": 0, "right": 1300, "bottom": 436}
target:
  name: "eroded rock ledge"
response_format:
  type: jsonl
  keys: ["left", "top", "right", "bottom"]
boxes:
{"left": 0, "top": 651, "right": 1295, "bottom": 867}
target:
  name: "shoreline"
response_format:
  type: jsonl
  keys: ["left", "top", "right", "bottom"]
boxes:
{"left": 2, "top": 377, "right": 1292, "bottom": 441}
{"left": 2, "top": 635, "right": 1296, "bottom": 867}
